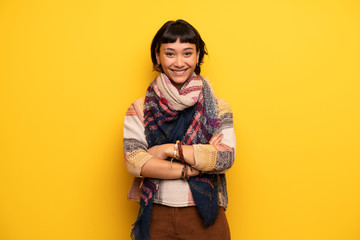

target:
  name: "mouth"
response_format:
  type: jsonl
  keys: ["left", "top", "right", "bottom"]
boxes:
{"left": 171, "top": 68, "right": 188, "bottom": 75}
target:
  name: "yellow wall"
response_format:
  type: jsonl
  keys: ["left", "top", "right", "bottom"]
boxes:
{"left": 1, "top": 0, "right": 359, "bottom": 239}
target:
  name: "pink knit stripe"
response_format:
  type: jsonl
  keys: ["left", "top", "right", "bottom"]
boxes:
{"left": 143, "top": 186, "right": 153, "bottom": 196}
{"left": 153, "top": 116, "right": 176, "bottom": 127}
{"left": 181, "top": 75, "right": 201, "bottom": 88}
{"left": 179, "top": 85, "right": 203, "bottom": 95}
{"left": 194, "top": 177, "right": 214, "bottom": 188}
{"left": 140, "top": 193, "right": 149, "bottom": 206}
{"left": 149, "top": 125, "right": 158, "bottom": 131}
{"left": 155, "top": 73, "right": 202, "bottom": 111}
{"left": 186, "top": 111, "right": 202, "bottom": 143}
{"left": 159, "top": 101, "right": 177, "bottom": 116}
{"left": 125, "top": 104, "right": 136, "bottom": 115}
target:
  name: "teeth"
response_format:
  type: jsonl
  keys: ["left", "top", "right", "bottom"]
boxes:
{"left": 173, "top": 70, "right": 186, "bottom": 75}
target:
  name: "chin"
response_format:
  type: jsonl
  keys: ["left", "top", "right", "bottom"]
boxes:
{"left": 173, "top": 76, "right": 191, "bottom": 85}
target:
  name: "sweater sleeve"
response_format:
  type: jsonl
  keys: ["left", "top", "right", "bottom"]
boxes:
{"left": 192, "top": 98, "right": 236, "bottom": 173}
{"left": 123, "top": 97, "right": 153, "bottom": 177}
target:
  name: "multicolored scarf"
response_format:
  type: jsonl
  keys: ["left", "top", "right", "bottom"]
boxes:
{"left": 131, "top": 73, "right": 220, "bottom": 240}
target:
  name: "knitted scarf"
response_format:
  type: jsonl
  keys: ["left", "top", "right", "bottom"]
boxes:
{"left": 131, "top": 73, "right": 220, "bottom": 240}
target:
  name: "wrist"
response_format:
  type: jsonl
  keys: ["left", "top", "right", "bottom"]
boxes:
{"left": 180, "top": 163, "right": 200, "bottom": 180}
{"left": 166, "top": 144, "right": 175, "bottom": 158}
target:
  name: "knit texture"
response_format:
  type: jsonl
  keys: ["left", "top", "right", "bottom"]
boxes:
{"left": 131, "top": 73, "right": 221, "bottom": 240}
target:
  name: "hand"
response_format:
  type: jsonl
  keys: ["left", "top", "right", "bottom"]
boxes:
{"left": 147, "top": 144, "right": 172, "bottom": 160}
{"left": 187, "top": 166, "right": 200, "bottom": 177}
{"left": 209, "top": 133, "right": 223, "bottom": 148}
{"left": 183, "top": 164, "right": 200, "bottom": 178}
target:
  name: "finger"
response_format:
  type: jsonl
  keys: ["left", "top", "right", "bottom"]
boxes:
{"left": 211, "top": 133, "right": 224, "bottom": 145}
{"left": 209, "top": 133, "right": 222, "bottom": 144}
{"left": 215, "top": 133, "right": 224, "bottom": 141}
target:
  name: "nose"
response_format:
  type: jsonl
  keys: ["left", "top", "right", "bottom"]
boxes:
{"left": 174, "top": 56, "right": 184, "bottom": 68}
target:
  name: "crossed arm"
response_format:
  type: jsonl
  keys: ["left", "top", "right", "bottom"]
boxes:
{"left": 140, "top": 134, "right": 224, "bottom": 179}
{"left": 123, "top": 97, "right": 235, "bottom": 180}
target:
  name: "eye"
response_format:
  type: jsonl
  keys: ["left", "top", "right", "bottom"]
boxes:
{"left": 165, "top": 52, "right": 174, "bottom": 57}
{"left": 184, "top": 52, "right": 193, "bottom": 57}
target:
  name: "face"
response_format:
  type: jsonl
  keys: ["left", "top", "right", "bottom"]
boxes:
{"left": 156, "top": 39, "right": 199, "bottom": 89}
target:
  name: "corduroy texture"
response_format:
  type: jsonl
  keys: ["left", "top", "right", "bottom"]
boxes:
{"left": 149, "top": 205, "right": 230, "bottom": 239}
{"left": 131, "top": 73, "right": 221, "bottom": 240}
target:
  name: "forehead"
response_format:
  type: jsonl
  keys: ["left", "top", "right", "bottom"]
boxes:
{"left": 160, "top": 39, "right": 196, "bottom": 51}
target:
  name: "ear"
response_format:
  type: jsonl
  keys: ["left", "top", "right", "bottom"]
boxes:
{"left": 156, "top": 52, "right": 160, "bottom": 65}
{"left": 197, "top": 50, "right": 200, "bottom": 64}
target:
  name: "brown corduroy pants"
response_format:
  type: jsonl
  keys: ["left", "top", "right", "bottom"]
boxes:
{"left": 149, "top": 204, "right": 231, "bottom": 240}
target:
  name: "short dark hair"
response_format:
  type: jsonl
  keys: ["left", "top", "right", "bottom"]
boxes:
{"left": 150, "top": 19, "right": 208, "bottom": 75}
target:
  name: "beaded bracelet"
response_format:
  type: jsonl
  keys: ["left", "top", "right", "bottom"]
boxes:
{"left": 173, "top": 142, "right": 179, "bottom": 159}
{"left": 172, "top": 140, "right": 185, "bottom": 168}
{"left": 170, "top": 142, "right": 179, "bottom": 167}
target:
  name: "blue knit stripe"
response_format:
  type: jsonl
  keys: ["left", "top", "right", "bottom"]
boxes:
{"left": 131, "top": 76, "right": 220, "bottom": 240}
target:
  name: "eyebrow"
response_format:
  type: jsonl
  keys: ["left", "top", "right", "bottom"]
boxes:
{"left": 163, "top": 47, "right": 194, "bottom": 51}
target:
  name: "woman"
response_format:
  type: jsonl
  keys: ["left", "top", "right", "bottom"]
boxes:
{"left": 123, "top": 19, "right": 236, "bottom": 240}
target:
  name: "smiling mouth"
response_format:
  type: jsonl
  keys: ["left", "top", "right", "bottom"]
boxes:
{"left": 171, "top": 69, "right": 188, "bottom": 75}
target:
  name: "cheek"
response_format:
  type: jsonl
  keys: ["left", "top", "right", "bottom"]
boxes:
{"left": 159, "top": 56, "right": 170, "bottom": 66}
{"left": 189, "top": 57, "right": 198, "bottom": 66}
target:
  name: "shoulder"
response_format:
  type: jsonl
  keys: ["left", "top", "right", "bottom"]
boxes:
{"left": 134, "top": 97, "right": 146, "bottom": 112}
{"left": 216, "top": 97, "right": 232, "bottom": 116}
{"left": 125, "top": 97, "right": 146, "bottom": 119}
